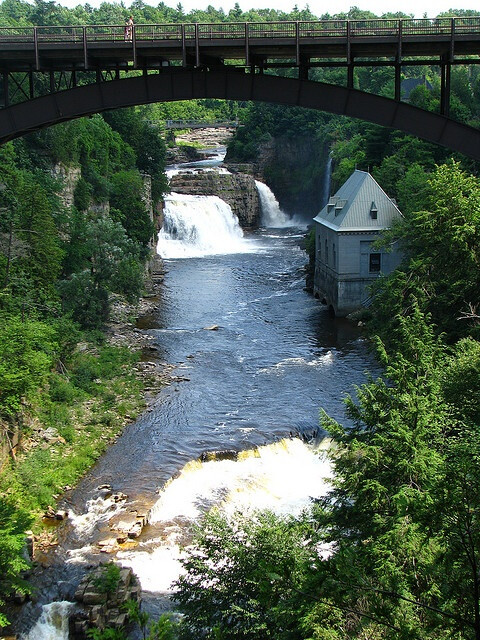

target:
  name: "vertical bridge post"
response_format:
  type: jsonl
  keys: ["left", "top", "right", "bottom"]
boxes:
{"left": 346, "top": 21, "right": 354, "bottom": 88}
{"left": 34, "top": 27, "right": 40, "bottom": 71}
{"left": 195, "top": 23, "right": 200, "bottom": 67}
{"left": 394, "top": 19, "right": 402, "bottom": 101}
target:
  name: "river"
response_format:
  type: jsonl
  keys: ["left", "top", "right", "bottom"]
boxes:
{"left": 16, "top": 155, "right": 378, "bottom": 638}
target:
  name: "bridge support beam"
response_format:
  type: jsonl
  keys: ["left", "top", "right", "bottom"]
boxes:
{"left": 29, "top": 70, "right": 34, "bottom": 99}
{"left": 299, "top": 55, "right": 309, "bottom": 81}
{"left": 395, "top": 22, "right": 402, "bottom": 102}
{"left": 1, "top": 72, "right": 8, "bottom": 107}
{"left": 394, "top": 64, "right": 401, "bottom": 102}
{"left": 347, "top": 63, "right": 354, "bottom": 89}
{"left": 1, "top": 70, "right": 480, "bottom": 160}
{"left": 440, "top": 56, "right": 451, "bottom": 117}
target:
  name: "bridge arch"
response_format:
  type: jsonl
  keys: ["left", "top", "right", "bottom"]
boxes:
{"left": 0, "top": 69, "right": 479, "bottom": 158}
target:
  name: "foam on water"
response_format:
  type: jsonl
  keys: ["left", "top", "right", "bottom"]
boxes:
{"left": 157, "top": 193, "right": 257, "bottom": 259}
{"left": 166, "top": 165, "right": 231, "bottom": 179}
{"left": 119, "top": 542, "right": 186, "bottom": 594}
{"left": 118, "top": 438, "right": 333, "bottom": 594}
{"left": 22, "top": 601, "right": 74, "bottom": 640}
{"left": 68, "top": 495, "right": 125, "bottom": 540}
{"left": 64, "top": 494, "right": 128, "bottom": 564}
{"left": 257, "top": 352, "right": 334, "bottom": 374}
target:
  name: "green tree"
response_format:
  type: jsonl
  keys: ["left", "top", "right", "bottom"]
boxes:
{"left": 0, "top": 315, "right": 57, "bottom": 419}
{"left": 316, "top": 307, "right": 451, "bottom": 638}
{"left": 174, "top": 510, "right": 314, "bottom": 640}
{"left": 441, "top": 337, "right": 480, "bottom": 426}
{"left": 110, "top": 170, "right": 154, "bottom": 248}
{"left": 395, "top": 162, "right": 430, "bottom": 216}
{"left": 0, "top": 497, "right": 32, "bottom": 627}
{"left": 103, "top": 108, "right": 168, "bottom": 202}
{"left": 60, "top": 217, "right": 143, "bottom": 328}
{"left": 369, "top": 162, "right": 480, "bottom": 344}
{"left": 17, "top": 180, "right": 64, "bottom": 299}
{"left": 402, "top": 162, "right": 480, "bottom": 339}
{"left": 437, "top": 428, "right": 480, "bottom": 640}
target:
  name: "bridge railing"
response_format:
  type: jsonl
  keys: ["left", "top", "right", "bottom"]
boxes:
{"left": 1, "top": 17, "right": 480, "bottom": 44}
{"left": 193, "top": 23, "right": 245, "bottom": 38}
{"left": 402, "top": 17, "right": 452, "bottom": 34}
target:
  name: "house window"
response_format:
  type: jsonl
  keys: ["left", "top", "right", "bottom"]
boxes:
{"left": 325, "top": 239, "right": 328, "bottom": 263}
{"left": 333, "top": 243, "right": 336, "bottom": 268}
{"left": 369, "top": 253, "right": 381, "bottom": 273}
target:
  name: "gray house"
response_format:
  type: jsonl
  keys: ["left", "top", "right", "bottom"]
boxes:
{"left": 313, "top": 170, "right": 403, "bottom": 317}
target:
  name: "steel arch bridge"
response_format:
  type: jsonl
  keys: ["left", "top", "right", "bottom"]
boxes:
{"left": 1, "top": 18, "right": 480, "bottom": 156}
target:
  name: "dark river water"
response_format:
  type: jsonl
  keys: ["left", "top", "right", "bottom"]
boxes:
{"left": 15, "top": 182, "right": 379, "bottom": 638}
{"left": 86, "top": 229, "right": 373, "bottom": 495}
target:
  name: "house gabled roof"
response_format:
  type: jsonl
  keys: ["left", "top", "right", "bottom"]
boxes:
{"left": 313, "top": 170, "right": 403, "bottom": 232}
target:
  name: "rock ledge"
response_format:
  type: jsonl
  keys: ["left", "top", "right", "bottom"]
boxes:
{"left": 70, "top": 564, "right": 140, "bottom": 639}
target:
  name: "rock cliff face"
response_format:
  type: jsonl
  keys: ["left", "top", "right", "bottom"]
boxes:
{"left": 226, "top": 135, "right": 329, "bottom": 216}
{"left": 169, "top": 170, "right": 260, "bottom": 229}
{"left": 51, "top": 163, "right": 81, "bottom": 209}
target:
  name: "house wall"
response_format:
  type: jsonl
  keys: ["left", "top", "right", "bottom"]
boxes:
{"left": 314, "top": 225, "right": 402, "bottom": 316}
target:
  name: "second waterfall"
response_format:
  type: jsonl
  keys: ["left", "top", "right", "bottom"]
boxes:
{"left": 157, "top": 192, "right": 254, "bottom": 259}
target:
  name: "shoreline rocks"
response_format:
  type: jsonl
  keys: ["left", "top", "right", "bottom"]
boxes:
{"left": 70, "top": 565, "right": 140, "bottom": 639}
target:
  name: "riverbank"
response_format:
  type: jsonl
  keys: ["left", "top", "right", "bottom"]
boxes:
{"left": 0, "top": 267, "right": 174, "bottom": 564}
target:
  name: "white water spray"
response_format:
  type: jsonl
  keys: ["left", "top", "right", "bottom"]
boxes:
{"left": 157, "top": 193, "right": 254, "bottom": 259}
{"left": 166, "top": 165, "right": 231, "bottom": 179}
{"left": 255, "top": 180, "right": 291, "bottom": 228}
{"left": 68, "top": 494, "right": 126, "bottom": 541}
{"left": 22, "top": 601, "right": 74, "bottom": 640}
{"left": 118, "top": 438, "right": 333, "bottom": 594}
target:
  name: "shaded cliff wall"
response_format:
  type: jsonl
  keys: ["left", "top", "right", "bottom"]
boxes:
{"left": 226, "top": 134, "right": 330, "bottom": 218}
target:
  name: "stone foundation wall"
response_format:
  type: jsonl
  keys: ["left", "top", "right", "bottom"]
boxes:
{"left": 314, "top": 264, "right": 375, "bottom": 317}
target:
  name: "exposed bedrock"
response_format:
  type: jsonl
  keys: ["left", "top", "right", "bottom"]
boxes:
{"left": 169, "top": 170, "right": 261, "bottom": 229}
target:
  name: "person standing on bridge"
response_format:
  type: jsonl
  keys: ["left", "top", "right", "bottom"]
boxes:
{"left": 124, "top": 16, "right": 134, "bottom": 42}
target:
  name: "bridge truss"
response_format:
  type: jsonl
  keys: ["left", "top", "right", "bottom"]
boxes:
{"left": 0, "top": 17, "right": 479, "bottom": 154}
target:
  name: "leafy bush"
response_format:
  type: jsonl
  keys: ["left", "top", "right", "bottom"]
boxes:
{"left": 174, "top": 510, "right": 313, "bottom": 639}
{"left": 0, "top": 315, "right": 57, "bottom": 419}
{"left": 87, "top": 628, "right": 127, "bottom": 640}
{"left": 49, "top": 375, "right": 77, "bottom": 404}
{"left": 73, "top": 177, "right": 92, "bottom": 211}
{"left": 93, "top": 563, "right": 121, "bottom": 595}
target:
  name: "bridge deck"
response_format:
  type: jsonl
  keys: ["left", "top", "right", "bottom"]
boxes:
{"left": 0, "top": 18, "right": 479, "bottom": 71}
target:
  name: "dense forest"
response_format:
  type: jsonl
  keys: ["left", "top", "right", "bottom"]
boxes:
{"left": 0, "top": 104, "right": 170, "bottom": 623}
{"left": 1, "top": 0, "right": 480, "bottom": 638}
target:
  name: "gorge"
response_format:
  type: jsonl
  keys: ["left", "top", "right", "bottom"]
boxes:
{"left": 11, "top": 150, "right": 379, "bottom": 639}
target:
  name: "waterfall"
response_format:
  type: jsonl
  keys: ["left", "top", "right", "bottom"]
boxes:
{"left": 117, "top": 438, "right": 332, "bottom": 594}
{"left": 322, "top": 155, "right": 333, "bottom": 208}
{"left": 157, "top": 192, "right": 254, "bottom": 259}
{"left": 255, "top": 180, "right": 291, "bottom": 228}
{"left": 22, "top": 601, "right": 74, "bottom": 640}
